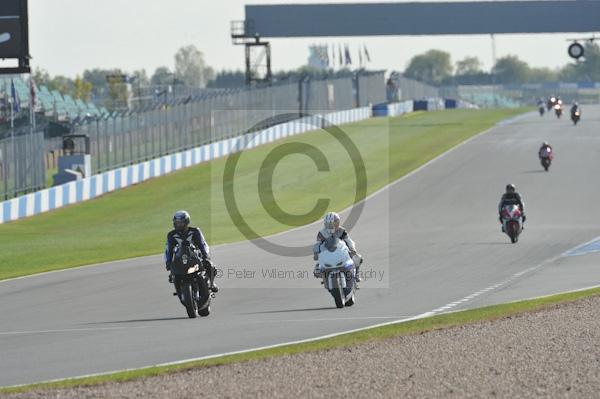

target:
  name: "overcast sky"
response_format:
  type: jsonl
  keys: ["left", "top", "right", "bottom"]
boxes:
{"left": 27, "top": 0, "right": 589, "bottom": 78}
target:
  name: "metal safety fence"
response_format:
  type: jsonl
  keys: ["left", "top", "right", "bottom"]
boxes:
{"left": 0, "top": 132, "right": 46, "bottom": 200}
{"left": 0, "top": 72, "right": 386, "bottom": 198}
{"left": 74, "top": 72, "right": 386, "bottom": 174}
{"left": 387, "top": 73, "right": 440, "bottom": 101}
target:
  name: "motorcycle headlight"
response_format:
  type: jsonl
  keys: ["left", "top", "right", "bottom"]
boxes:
{"left": 187, "top": 265, "right": 199, "bottom": 274}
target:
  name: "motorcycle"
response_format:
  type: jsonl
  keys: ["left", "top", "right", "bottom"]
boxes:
{"left": 501, "top": 204, "right": 523, "bottom": 244}
{"left": 169, "top": 242, "right": 212, "bottom": 318}
{"left": 316, "top": 235, "right": 357, "bottom": 308}
{"left": 571, "top": 109, "right": 581, "bottom": 125}
{"left": 547, "top": 97, "right": 556, "bottom": 111}
{"left": 538, "top": 106, "right": 545, "bottom": 116}
{"left": 554, "top": 101, "right": 562, "bottom": 118}
{"left": 539, "top": 147, "right": 553, "bottom": 171}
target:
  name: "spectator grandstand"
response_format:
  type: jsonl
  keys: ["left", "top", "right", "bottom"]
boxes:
{"left": 0, "top": 75, "right": 108, "bottom": 122}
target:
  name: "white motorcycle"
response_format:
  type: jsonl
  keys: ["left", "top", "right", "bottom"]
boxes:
{"left": 315, "top": 235, "right": 358, "bottom": 308}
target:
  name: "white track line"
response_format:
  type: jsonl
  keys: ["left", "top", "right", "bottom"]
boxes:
{"left": 4, "top": 111, "right": 591, "bottom": 390}
{"left": 428, "top": 252, "right": 565, "bottom": 315}
{"left": 0, "top": 113, "right": 532, "bottom": 285}
{"left": 0, "top": 252, "right": 588, "bottom": 390}
{"left": 2, "top": 238, "right": 587, "bottom": 390}
{"left": 561, "top": 234, "right": 600, "bottom": 257}
{"left": 252, "top": 315, "right": 414, "bottom": 323}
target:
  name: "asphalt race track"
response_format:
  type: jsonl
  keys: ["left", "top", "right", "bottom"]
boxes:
{"left": 2, "top": 107, "right": 600, "bottom": 387}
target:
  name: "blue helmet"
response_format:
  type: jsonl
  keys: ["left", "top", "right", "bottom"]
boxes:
{"left": 173, "top": 210, "right": 190, "bottom": 233}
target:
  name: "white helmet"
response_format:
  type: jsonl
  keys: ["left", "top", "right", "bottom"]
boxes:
{"left": 323, "top": 212, "right": 340, "bottom": 233}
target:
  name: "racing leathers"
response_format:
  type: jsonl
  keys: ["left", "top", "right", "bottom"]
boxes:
{"left": 498, "top": 193, "right": 526, "bottom": 228}
{"left": 313, "top": 227, "right": 363, "bottom": 281}
{"left": 164, "top": 226, "right": 218, "bottom": 291}
{"left": 539, "top": 144, "right": 553, "bottom": 159}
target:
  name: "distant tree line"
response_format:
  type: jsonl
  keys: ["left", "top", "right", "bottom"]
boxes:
{"left": 404, "top": 42, "right": 600, "bottom": 86}
{"left": 31, "top": 41, "right": 600, "bottom": 109}
{"left": 31, "top": 45, "right": 215, "bottom": 109}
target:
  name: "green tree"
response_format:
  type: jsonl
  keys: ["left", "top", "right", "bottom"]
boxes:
{"left": 131, "top": 69, "right": 149, "bottom": 87}
{"left": 82, "top": 68, "right": 125, "bottom": 90}
{"left": 48, "top": 76, "right": 75, "bottom": 96}
{"left": 492, "top": 55, "right": 530, "bottom": 84}
{"left": 106, "top": 80, "right": 128, "bottom": 110}
{"left": 528, "top": 67, "right": 558, "bottom": 83}
{"left": 560, "top": 42, "right": 600, "bottom": 82}
{"left": 174, "top": 45, "right": 214, "bottom": 87}
{"left": 151, "top": 66, "right": 173, "bottom": 86}
{"left": 73, "top": 76, "right": 93, "bottom": 101}
{"left": 455, "top": 56, "right": 483, "bottom": 76}
{"left": 32, "top": 68, "right": 52, "bottom": 87}
{"left": 404, "top": 50, "right": 453, "bottom": 85}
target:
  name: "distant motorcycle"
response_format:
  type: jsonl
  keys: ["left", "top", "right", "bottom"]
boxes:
{"left": 547, "top": 97, "right": 556, "bottom": 111}
{"left": 554, "top": 101, "right": 563, "bottom": 118}
{"left": 538, "top": 106, "right": 545, "bottom": 116}
{"left": 501, "top": 204, "right": 523, "bottom": 244}
{"left": 316, "top": 235, "right": 357, "bottom": 308}
{"left": 170, "top": 242, "right": 212, "bottom": 318}
{"left": 539, "top": 147, "right": 553, "bottom": 171}
{"left": 571, "top": 109, "right": 581, "bottom": 125}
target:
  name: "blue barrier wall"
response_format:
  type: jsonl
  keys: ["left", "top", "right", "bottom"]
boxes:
{"left": 372, "top": 100, "right": 414, "bottom": 117}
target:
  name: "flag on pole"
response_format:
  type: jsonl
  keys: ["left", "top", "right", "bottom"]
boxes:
{"left": 330, "top": 44, "right": 335, "bottom": 68}
{"left": 344, "top": 44, "right": 352, "bottom": 65}
{"left": 29, "top": 78, "right": 36, "bottom": 110}
{"left": 363, "top": 44, "right": 371, "bottom": 63}
{"left": 358, "top": 45, "right": 364, "bottom": 67}
{"left": 29, "top": 78, "right": 37, "bottom": 128}
{"left": 10, "top": 79, "right": 20, "bottom": 114}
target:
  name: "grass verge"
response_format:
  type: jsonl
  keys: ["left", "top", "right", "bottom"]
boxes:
{"left": 0, "top": 108, "right": 527, "bottom": 279}
{"left": 2, "top": 284, "right": 598, "bottom": 394}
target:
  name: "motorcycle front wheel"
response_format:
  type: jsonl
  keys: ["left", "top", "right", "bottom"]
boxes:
{"left": 182, "top": 282, "right": 198, "bottom": 318}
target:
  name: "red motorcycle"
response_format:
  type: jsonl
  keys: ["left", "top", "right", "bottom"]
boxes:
{"left": 501, "top": 205, "right": 523, "bottom": 244}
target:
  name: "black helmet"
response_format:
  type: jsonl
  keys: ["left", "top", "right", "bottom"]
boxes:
{"left": 505, "top": 184, "right": 516, "bottom": 193}
{"left": 173, "top": 210, "right": 190, "bottom": 233}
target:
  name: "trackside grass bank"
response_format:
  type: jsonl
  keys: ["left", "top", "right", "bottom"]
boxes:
{"left": 1, "top": 284, "right": 597, "bottom": 394}
{"left": 0, "top": 108, "right": 527, "bottom": 280}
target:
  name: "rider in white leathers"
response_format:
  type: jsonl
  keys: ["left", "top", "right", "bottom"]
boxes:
{"left": 313, "top": 212, "right": 363, "bottom": 281}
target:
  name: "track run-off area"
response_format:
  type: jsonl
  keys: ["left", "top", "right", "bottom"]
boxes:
{"left": 1, "top": 107, "right": 600, "bottom": 387}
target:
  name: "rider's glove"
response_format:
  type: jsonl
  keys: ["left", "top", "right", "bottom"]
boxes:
{"left": 313, "top": 265, "right": 322, "bottom": 278}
